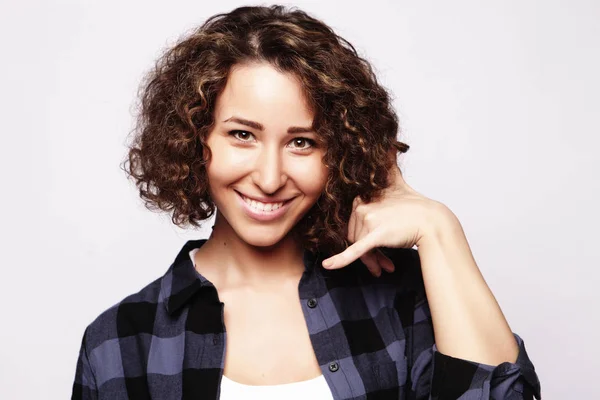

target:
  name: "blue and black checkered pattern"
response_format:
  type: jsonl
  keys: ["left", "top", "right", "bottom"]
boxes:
{"left": 72, "top": 239, "right": 541, "bottom": 399}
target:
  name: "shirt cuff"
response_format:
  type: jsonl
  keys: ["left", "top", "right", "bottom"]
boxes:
{"left": 429, "top": 333, "right": 542, "bottom": 399}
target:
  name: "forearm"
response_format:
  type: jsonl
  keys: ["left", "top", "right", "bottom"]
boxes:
{"left": 416, "top": 205, "right": 519, "bottom": 366}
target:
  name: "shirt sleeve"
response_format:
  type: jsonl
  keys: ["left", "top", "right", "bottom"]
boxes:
{"left": 402, "top": 289, "right": 542, "bottom": 400}
{"left": 71, "top": 327, "right": 98, "bottom": 400}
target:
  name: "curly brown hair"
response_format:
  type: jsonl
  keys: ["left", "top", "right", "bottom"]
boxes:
{"left": 122, "top": 4, "right": 410, "bottom": 256}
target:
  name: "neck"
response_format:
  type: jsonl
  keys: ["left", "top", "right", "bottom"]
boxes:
{"left": 196, "top": 211, "right": 306, "bottom": 287}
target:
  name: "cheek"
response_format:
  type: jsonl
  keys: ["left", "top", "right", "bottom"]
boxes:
{"left": 294, "top": 161, "right": 328, "bottom": 197}
{"left": 205, "top": 144, "right": 251, "bottom": 183}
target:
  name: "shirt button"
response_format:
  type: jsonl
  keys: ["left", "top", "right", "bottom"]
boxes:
{"left": 328, "top": 361, "right": 339, "bottom": 372}
{"left": 307, "top": 298, "right": 318, "bottom": 308}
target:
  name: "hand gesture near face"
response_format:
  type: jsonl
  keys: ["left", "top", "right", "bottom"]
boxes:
{"left": 322, "top": 164, "right": 451, "bottom": 276}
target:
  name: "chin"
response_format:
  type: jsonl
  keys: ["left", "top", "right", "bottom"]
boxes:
{"left": 235, "top": 229, "right": 288, "bottom": 249}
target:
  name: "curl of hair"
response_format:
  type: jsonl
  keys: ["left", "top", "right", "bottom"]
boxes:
{"left": 122, "top": 4, "right": 410, "bottom": 256}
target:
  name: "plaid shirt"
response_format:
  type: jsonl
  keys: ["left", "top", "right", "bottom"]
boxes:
{"left": 72, "top": 238, "right": 542, "bottom": 399}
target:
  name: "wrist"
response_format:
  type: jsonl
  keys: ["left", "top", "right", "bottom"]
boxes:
{"left": 417, "top": 202, "right": 463, "bottom": 250}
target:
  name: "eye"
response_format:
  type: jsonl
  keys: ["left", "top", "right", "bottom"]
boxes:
{"left": 289, "top": 137, "right": 317, "bottom": 152}
{"left": 228, "top": 130, "right": 255, "bottom": 142}
{"left": 228, "top": 130, "right": 317, "bottom": 151}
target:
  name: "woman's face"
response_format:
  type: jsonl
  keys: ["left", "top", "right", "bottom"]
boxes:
{"left": 205, "top": 62, "right": 328, "bottom": 248}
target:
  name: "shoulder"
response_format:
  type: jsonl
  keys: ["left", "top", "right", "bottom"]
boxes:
{"left": 82, "top": 275, "right": 165, "bottom": 355}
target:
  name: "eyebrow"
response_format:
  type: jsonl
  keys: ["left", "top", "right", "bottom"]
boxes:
{"left": 223, "top": 116, "right": 314, "bottom": 134}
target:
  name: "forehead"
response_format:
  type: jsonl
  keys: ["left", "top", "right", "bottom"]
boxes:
{"left": 214, "top": 62, "right": 314, "bottom": 126}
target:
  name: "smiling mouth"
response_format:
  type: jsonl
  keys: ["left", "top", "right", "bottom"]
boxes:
{"left": 235, "top": 190, "right": 295, "bottom": 211}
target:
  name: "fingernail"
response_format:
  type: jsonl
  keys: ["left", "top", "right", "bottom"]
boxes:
{"left": 322, "top": 259, "right": 333, "bottom": 268}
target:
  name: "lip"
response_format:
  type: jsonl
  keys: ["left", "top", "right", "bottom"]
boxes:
{"left": 235, "top": 190, "right": 295, "bottom": 222}
{"left": 235, "top": 190, "right": 294, "bottom": 203}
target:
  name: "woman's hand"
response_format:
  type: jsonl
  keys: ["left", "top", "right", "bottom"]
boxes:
{"left": 321, "top": 164, "right": 453, "bottom": 276}
{"left": 322, "top": 163, "right": 523, "bottom": 369}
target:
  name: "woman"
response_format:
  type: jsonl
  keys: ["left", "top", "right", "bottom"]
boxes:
{"left": 72, "top": 5, "right": 541, "bottom": 400}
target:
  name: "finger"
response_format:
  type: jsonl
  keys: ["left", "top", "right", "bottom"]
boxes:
{"left": 347, "top": 206, "right": 357, "bottom": 244}
{"left": 352, "top": 203, "right": 366, "bottom": 247}
{"left": 375, "top": 249, "right": 395, "bottom": 273}
{"left": 347, "top": 197, "right": 361, "bottom": 243}
{"left": 349, "top": 205, "right": 380, "bottom": 277}
{"left": 352, "top": 211, "right": 363, "bottom": 246}
{"left": 322, "top": 232, "right": 378, "bottom": 270}
{"left": 360, "top": 250, "right": 382, "bottom": 277}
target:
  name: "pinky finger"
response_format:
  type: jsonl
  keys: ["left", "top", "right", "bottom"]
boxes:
{"left": 375, "top": 250, "right": 395, "bottom": 273}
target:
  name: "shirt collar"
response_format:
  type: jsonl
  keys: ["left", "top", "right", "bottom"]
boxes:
{"left": 160, "top": 238, "right": 322, "bottom": 316}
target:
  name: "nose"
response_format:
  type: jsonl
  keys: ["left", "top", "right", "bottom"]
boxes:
{"left": 251, "top": 143, "right": 288, "bottom": 194}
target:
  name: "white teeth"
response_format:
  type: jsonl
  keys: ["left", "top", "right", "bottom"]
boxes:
{"left": 241, "top": 195, "right": 284, "bottom": 212}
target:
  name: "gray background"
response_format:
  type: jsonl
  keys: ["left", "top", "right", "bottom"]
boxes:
{"left": 1, "top": 0, "right": 598, "bottom": 398}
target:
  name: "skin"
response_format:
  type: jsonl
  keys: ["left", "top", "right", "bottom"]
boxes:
{"left": 194, "top": 61, "right": 519, "bottom": 384}
{"left": 322, "top": 167, "right": 519, "bottom": 366}
{"left": 193, "top": 62, "right": 328, "bottom": 384}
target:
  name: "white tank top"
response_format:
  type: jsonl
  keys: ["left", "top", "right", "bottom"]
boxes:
{"left": 219, "top": 374, "right": 334, "bottom": 400}
{"left": 189, "top": 249, "right": 334, "bottom": 399}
